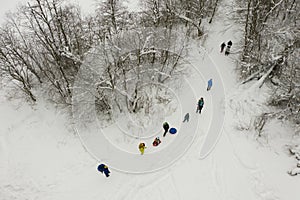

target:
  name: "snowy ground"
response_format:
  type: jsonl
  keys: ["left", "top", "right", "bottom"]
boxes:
{"left": 1, "top": 0, "right": 300, "bottom": 199}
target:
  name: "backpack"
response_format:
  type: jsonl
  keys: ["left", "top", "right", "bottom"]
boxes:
{"left": 198, "top": 100, "right": 204, "bottom": 106}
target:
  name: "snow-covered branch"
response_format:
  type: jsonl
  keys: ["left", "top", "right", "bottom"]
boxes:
{"left": 263, "top": 0, "right": 285, "bottom": 23}
{"left": 175, "top": 14, "right": 201, "bottom": 32}
{"left": 60, "top": 48, "right": 82, "bottom": 64}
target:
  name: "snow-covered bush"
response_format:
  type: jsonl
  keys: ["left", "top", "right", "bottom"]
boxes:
{"left": 288, "top": 168, "right": 300, "bottom": 176}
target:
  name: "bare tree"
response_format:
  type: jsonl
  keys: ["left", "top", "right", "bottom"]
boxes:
{"left": 0, "top": 0, "right": 93, "bottom": 103}
{"left": 95, "top": 0, "right": 129, "bottom": 38}
{"left": 86, "top": 28, "right": 187, "bottom": 115}
{"left": 237, "top": 0, "right": 300, "bottom": 132}
{"left": 142, "top": 0, "right": 219, "bottom": 37}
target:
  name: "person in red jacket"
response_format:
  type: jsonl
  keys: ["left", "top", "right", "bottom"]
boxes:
{"left": 153, "top": 137, "right": 161, "bottom": 146}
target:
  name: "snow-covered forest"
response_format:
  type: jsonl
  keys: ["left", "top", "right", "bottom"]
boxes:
{"left": 0, "top": 0, "right": 299, "bottom": 199}
{"left": 236, "top": 0, "right": 300, "bottom": 134}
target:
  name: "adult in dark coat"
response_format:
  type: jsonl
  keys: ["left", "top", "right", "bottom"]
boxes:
{"left": 163, "top": 122, "right": 170, "bottom": 137}
{"left": 225, "top": 46, "right": 231, "bottom": 56}
{"left": 97, "top": 164, "right": 110, "bottom": 177}
{"left": 196, "top": 98, "right": 204, "bottom": 114}
{"left": 220, "top": 42, "right": 226, "bottom": 53}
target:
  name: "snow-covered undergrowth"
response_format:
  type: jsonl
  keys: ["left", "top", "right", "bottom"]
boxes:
{"left": 288, "top": 145, "right": 300, "bottom": 176}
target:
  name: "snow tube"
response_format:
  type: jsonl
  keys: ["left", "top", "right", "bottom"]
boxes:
{"left": 169, "top": 128, "right": 177, "bottom": 134}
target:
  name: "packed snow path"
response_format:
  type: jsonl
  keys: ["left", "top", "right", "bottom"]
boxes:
{"left": 1, "top": 0, "right": 300, "bottom": 199}
{"left": 72, "top": 43, "right": 225, "bottom": 173}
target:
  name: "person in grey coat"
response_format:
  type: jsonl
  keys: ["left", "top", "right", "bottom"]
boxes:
{"left": 183, "top": 113, "right": 190, "bottom": 122}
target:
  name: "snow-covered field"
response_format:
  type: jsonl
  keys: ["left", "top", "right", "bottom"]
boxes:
{"left": 1, "top": 0, "right": 299, "bottom": 199}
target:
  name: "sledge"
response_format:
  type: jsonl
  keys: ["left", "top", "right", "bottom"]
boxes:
{"left": 169, "top": 128, "right": 177, "bottom": 134}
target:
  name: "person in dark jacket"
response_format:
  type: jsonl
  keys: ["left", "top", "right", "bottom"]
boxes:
{"left": 220, "top": 42, "right": 226, "bottom": 53}
{"left": 196, "top": 98, "right": 204, "bottom": 114}
{"left": 225, "top": 40, "right": 232, "bottom": 56}
{"left": 163, "top": 122, "right": 170, "bottom": 137}
{"left": 225, "top": 46, "right": 230, "bottom": 56}
{"left": 97, "top": 164, "right": 110, "bottom": 177}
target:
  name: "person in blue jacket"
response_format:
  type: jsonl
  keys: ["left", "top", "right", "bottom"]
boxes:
{"left": 97, "top": 164, "right": 110, "bottom": 177}
{"left": 207, "top": 79, "right": 213, "bottom": 91}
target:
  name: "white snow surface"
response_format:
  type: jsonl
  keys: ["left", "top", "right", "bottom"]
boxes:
{"left": 1, "top": 0, "right": 300, "bottom": 199}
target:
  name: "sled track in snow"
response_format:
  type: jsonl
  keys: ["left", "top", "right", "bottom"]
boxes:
{"left": 72, "top": 26, "right": 225, "bottom": 173}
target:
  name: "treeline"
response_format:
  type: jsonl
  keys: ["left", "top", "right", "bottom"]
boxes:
{"left": 0, "top": 0, "right": 91, "bottom": 103}
{"left": 238, "top": 0, "right": 299, "bottom": 132}
{"left": 0, "top": 0, "right": 219, "bottom": 106}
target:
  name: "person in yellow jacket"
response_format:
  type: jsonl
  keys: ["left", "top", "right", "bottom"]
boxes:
{"left": 139, "top": 143, "right": 147, "bottom": 155}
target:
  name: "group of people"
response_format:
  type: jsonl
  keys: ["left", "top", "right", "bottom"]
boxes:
{"left": 138, "top": 121, "right": 172, "bottom": 155}
{"left": 139, "top": 76, "right": 214, "bottom": 157}
{"left": 220, "top": 40, "right": 233, "bottom": 56}
{"left": 98, "top": 78, "right": 211, "bottom": 177}
{"left": 98, "top": 41, "right": 227, "bottom": 178}
{"left": 97, "top": 121, "right": 173, "bottom": 177}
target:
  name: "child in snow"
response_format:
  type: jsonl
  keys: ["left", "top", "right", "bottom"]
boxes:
{"left": 97, "top": 164, "right": 110, "bottom": 177}
{"left": 196, "top": 98, "right": 204, "bottom": 114}
{"left": 163, "top": 122, "right": 170, "bottom": 137}
{"left": 183, "top": 113, "right": 190, "bottom": 122}
{"left": 220, "top": 42, "right": 226, "bottom": 53}
{"left": 139, "top": 142, "right": 147, "bottom": 155}
{"left": 152, "top": 137, "right": 161, "bottom": 146}
{"left": 207, "top": 79, "right": 213, "bottom": 91}
{"left": 227, "top": 40, "right": 232, "bottom": 47}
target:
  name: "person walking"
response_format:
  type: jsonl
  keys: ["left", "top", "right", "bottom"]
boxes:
{"left": 220, "top": 42, "right": 226, "bottom": 53}
{"left": 163, "top": 122, "right": 170, "bottom": 137}
{"left": 183, "top": 113, "right": 190, "bottom": 122}
{"left": 225, "top": 46, "right": 230, "bottom": 56}
{"left": 207, "top": 78, "right": 213, "bottom": 91}
{"left": 139, "top": 142, "right": 147, "bottom": 155}
{"left": 196, "top": 98, "right": 204, "bottom": 114}
{"left": 97, "top": 164, "right": 111, "bottom": 177}
{"left": 225, "top": 40, "right": 232, "bottom": 56}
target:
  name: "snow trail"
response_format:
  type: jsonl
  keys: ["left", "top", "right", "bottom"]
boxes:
{"left": 1, "top": 0, "right": 300, "bottom": 199}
